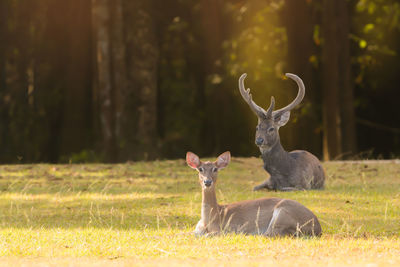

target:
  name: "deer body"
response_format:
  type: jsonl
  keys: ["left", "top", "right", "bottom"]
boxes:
{"left": 238, "top": 73, "right": 325, "bottom": 191}
{"left": 256, "top": 143, "right": 325, "bottom": 191}
{"left": 187, "top": 152, "right": 322, "bottom": 237}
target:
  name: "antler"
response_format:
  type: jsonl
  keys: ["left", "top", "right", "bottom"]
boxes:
{"left": 238, "top": 73, "right": 267, "bottom": 118}
{"left": 272, "top": 73, "right": 305, "bottom": 118}
{"left": 239, "top": 73, "right": 305, "bottom": 119}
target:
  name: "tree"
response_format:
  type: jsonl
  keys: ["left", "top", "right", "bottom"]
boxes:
{"left": 60, "top": 0, "right": 93, "bottom": 160}
{"left": 109, "top": 0, "right": 127, "bottom": 155}
{"left": 338, "top": 0, "right": 357, "bottom": 158}
{"left": 92, "top": 0, "right": 116, "bottom": 160}
{"left": 123, "top": 0, "right": 159, "bottom": 160}
{"left": 0, "top": 0, "right": 10, "bottom": 162}
{"left": 0, "top": 0, "right": 398, "bottom": 163}
{"left": 321, "top": 0, "right": 356, "bottom": 160}
{"left": 281, "top": 0, "right": 322, "bottom": 157}
{"left": 200, "top": 0, "right": 225, "bottom": 154}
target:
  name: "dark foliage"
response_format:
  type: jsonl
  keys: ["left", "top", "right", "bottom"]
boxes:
{"left": 0, "top": 0, "right": 398, "bottom": 163}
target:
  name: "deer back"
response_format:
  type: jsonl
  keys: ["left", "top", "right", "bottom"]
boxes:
{"left": 221, "top": 197, "right": 321, "bottom": 236}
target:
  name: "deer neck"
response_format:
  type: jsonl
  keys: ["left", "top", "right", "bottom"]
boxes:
{"left": 261, "top": 140, "right": 292, "bottom": 174}
{"left": 201, "top": 188, "right": 221, "bottom": 229}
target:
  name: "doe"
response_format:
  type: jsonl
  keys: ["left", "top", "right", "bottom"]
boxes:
{"left": 238, "top": 73, "right": 326, "bottom": 191}
{"left": 186, "top": 151, "right": 322, "bottom": 237}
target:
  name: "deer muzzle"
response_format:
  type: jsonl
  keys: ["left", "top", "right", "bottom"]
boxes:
{"left": 204, "top": 180, "right": 212, "bottom": 187}
{"left": 256, "top": 137, "right": 264, "bottom": 146}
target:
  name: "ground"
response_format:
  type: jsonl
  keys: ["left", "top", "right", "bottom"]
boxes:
{"left": 0, "top": 158, "right": 399, "bottom": 266}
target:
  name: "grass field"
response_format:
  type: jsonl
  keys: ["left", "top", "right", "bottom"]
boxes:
{"left": 0, "top": 158, "right": 399, "bottom": 266}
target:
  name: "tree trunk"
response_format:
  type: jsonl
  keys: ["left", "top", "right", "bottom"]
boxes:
{"left": 282, "top": 0, "right": 321, "bottom": 157}
{"left": 123, "top": 0, "right": 159, "bottom": 160}
{"left": 0, "top": 0, "right": 6, "bottom": 92}
{"left": 200, "top": 0, "right": 225, "bottom": 155}
{"left": 0, "top": 0, "right": 9, "bottom": 161}
{"left": 338, "top": 0, "right": 357, "bottom": 158}
{"left": 91, "top": 0, "right": 116, "bottom": 161}
{"left": 60, "top": 0, "right": 93, "bottom": 160}
{"left": 321, "top": 0, "right": 346, "bottom": 160}
{"left": 12, "top": 0, "right": 32, "bottom": 161}
{"left": 109, "top": 0, "right": 127, "bottom": 157}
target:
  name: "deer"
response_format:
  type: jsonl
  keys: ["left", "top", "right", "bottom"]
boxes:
{"left": 186, "top": 151, "right": 322, "bottom": 237}
{"left": 238, "top": 73, "right": 326, "bottom": 191}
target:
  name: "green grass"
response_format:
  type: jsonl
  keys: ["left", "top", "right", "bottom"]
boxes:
{"left": 0, "top": 158, "right": 399, "bottom": 266}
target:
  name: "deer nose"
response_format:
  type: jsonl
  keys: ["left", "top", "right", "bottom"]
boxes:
{"left": 255, "top": 137, "right": 264, "bottom": 146}
{"left": 204, "top": 180, "right": 212, "bottom": 187}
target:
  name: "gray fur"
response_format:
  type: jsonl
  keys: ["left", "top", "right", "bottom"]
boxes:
{"left": 238, "top": 73, "right": 326, "bottom": 191}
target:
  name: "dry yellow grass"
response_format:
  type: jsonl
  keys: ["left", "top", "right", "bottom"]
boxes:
{"left": 0, "top": 158, "right": 399, "bottom": 266}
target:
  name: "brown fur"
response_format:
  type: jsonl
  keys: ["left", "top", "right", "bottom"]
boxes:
{"left": 186, "top": 151, "right": 322, "bottom": 237}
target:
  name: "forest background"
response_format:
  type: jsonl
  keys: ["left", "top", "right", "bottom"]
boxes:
{"left": 0, "top": 0, "right": 399, "bottom": 163}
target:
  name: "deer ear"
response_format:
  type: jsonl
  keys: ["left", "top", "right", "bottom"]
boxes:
{"left": 186, "top": 152, "right": 200, "bottom": 169}
{"left": 274, "top": 111, "right": 290, "bottom": 127}
{"left": 215, "top": 151, "right": 231, "bottom": 169}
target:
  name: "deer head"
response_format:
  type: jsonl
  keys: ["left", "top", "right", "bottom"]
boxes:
{"left": 186, "top": 151, "right": 231, "bottom": 190}
{"left": 238, "top": 73, "right": 305, "bottom": 153}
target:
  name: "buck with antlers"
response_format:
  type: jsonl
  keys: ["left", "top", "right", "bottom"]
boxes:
{"left": 238, "top": 73, "right": 325, "bottom": 191}
{"left": 186, "top": 151, "right": 322, "bottom": 237}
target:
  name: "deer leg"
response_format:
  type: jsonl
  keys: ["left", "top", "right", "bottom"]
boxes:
{"left": 279, "top": 187, "right": 303, "bottom": 192}
{"left": 205, "top": 231, "right": 221, "bottom": 237}
{"left": 193, "top": 220, "right": 207, "bottom": 236}
{"left": 265, "top": 208, "right": 297, "bottom": 237}
{"left": 253, "top": 179, "right": 275, "bottom": 191}
{"left": 194, "top": 219, "right": 222, "bottom": 237}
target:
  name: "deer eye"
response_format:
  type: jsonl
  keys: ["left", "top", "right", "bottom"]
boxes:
{"left": 256, "top": 126, "right": 260, "bottom": 131}
{"left": 212, "top": 167, "right": 218, "bottom": 172}
{"left": 198, "top": 167, "right": 204, "bottom": 172}
{"left": 268, "top": 127, "right": 275, "bottom": 132}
